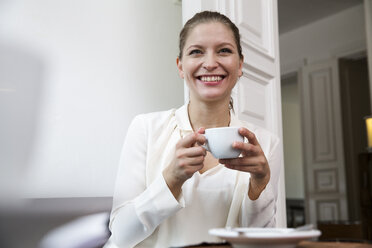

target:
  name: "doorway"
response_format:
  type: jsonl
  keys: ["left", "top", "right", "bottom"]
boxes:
{"left": 281, "top": 56, "right": 370, "bottom": 228}
{"left": 281, "top": 72, "right": 305, "bottom": 228}
{"left": 339, "top": 56, "right": 371, "bottom": 221}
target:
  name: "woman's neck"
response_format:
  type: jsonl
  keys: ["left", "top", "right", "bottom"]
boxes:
{"left": 188, "top": 99, "right": 231, "bottom": 131}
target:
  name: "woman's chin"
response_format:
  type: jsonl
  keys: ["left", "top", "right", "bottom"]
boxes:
{"left": 197, "top": 92, "right": 231, "bottom": 103}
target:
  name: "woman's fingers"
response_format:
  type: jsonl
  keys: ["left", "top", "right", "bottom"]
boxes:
{"left": 222, "top": 157, "right": 268, "bottom": 179}
{"left": 238, "top": 127, "right": 259, "bottom": 146}
{"left": 176, "top": 146, "right": 206, "bottom": 159}
{"left": 179, "top": 155, "right": 206, "bottom": 166}
{"left": 218, "top": 127, "right": 269, "bottom": 177}
{"left": 196, "top": 127, "right": 205, "bottom": 134}
{"left": 231, "top": 141, "right": 259, "bottom": 156}
{"left": 216, "top": 127, "right": 271, "bottom": 200}
{"left": 177, "top": 132, "right": 206, "bottom": 149}
{"left": 172, "top": 131, "right": 207, "bottom": 179}
{"left": 177, "top": 133, "right": 198, "bottom": 148}
{"left": 164, "top": 129, "right": 208, "bottom": 197}
{"left": 220, "top": 156, "right": 266, "bottom": 169}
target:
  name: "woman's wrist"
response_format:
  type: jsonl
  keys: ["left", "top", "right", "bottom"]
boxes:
{"left": 248, "top": 173, "right": 270, "bottom": 200}
{"left": 162, "top": 169, "right": 185, "bottom": 199}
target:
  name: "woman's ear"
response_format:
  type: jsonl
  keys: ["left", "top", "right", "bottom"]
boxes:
{"left": 238, "top": 55, "right": 244, "bottom": 77}
{"left": 176, "top": 57, "right": 184, "bottom": 79}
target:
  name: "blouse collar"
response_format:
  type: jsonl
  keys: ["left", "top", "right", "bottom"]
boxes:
{"left": 174, "top": 103, "right": 242, "bottom": 132}
{"left": 174, "top": 104, "right": 193, "bottom": 132}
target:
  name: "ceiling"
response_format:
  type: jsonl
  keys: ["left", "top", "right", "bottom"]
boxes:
{"left": 278, "top": 0, "right": 363, "bottom": 34}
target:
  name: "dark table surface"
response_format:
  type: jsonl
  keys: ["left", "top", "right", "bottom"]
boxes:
{"left": 180, "top": 241, "right": 372, "bottom": 248}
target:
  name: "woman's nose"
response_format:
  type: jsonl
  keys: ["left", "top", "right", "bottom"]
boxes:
{"left": 203, "top": 53, "right": 218, "bottom": 71}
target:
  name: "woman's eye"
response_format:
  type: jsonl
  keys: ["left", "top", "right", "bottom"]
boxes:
{"left": 189, "top": 49, "right": 202, "bottom": 55}
{"left": 219, "top": 48, "right": 232, "bottom": 54}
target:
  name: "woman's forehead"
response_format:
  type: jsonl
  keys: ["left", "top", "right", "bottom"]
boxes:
{"left": 185, "top": 22, "right": 236, "bottom": 46}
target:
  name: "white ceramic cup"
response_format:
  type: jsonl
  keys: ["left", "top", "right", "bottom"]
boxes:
{"left": 203, "top": 127, "right": 244, "bottom": 159}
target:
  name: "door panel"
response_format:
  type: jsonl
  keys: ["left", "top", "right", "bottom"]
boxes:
{"left": 309, "top": 68, "right": 337, "bottom": 162}
{"left": 236, "top": 68, "right": 272, "bottom": 130}
{"left": 300, "top": 59, "right": 348, "bottom": 225}
{"left": 235, "top": 0, "right": 274, "bottom": 59}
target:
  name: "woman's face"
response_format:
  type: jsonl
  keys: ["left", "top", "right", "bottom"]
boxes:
{"left": 177, "top": 21, "right": 243, "bottom": 105}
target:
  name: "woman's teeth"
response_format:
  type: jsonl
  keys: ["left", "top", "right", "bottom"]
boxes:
{"left": 200, "top": 76, "right": 223, "bottom": 82}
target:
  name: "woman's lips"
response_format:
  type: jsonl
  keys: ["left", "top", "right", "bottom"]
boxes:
{"left": 197, "top": 75, "right": 225, "bottom": 86}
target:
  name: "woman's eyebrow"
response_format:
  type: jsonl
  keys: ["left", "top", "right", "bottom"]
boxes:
{"left": 187, "top": 42, "right": 234, "bottom": 50}
{"left": 218, "top": 42, "right": 235, "bottom": 48}
{"left": 186, "top": 44, "right": 203, "bottom": 50}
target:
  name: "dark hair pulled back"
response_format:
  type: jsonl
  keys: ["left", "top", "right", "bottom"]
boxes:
{"left": 178, "top": 11, "right": 243, "bottom": 60}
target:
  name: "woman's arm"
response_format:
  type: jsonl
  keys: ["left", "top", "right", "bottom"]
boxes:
{"left": 109, "top": 116, "right": 207, "bottom": 247}
{"left": 239, "top": 135, "right": 281, "bottom": 227}
{"left": 109, "top": 115, "right": 184, "bottom": 247}
{"left": 220, "top": 129, "right": 281, "bottom": 227}
{"left": 219, "top": 128, "right": 272, "bottom": 200}
{"left": 163, "top": 128, "right": 206, "bottom": 199}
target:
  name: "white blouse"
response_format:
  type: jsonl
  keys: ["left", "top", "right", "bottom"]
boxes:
{"left": 104, "top": 104, "right": 281, "bottom": 248}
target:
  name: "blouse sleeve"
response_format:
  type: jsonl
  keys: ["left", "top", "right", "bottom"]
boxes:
{"left": 108, "top": 115, "right": 184, "bottom": 248}
{"left": 239, "top": 135, "right": 281, "bottom": 227}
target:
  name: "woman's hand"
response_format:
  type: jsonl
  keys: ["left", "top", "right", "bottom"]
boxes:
{"left": 219, "top": 127, "right": 270, "bottom": 200}
{"left": 163, "top": 128, "right": 206, "bottom": 198}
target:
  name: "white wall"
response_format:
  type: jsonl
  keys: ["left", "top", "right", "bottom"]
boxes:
{"left": 280, "top": 4, "right": 366, "bottom": 75}
{"left": 281, "top": 76, "right": 304, "bottom": 199}
{"left": 0, "top": 0, "right": 183, "bottom": 198}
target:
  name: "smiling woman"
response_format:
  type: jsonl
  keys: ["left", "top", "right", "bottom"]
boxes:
{"left": 104, "top": 11, "right": 281, "bottom": 248}
{"left": 176, "top": 21, "right": 243, "bottom": 111}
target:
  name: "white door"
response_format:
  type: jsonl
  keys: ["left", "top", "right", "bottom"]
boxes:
{"left": 182, "top": 0, "right": 286, "bottom": 227}
{"left": 299, "top": 59, "right": 348, "bottom": 225}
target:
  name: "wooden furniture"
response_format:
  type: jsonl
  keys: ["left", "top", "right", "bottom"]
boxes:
{"left": 317, "top": 221, "right": 364, "bottom": 241}
{"left": 358, "top": 152, "right": 372, "bottom": 240}
{"left": 180, "top": 241, "right": 372, "bottom": 248}
{"left": 286, "top": 199, "right": 306, "bottom": 228}
{"left": 298, "top": 241, "right": 372, "bottom": 248}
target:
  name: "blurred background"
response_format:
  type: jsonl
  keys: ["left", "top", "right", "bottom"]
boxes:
{"left": 0, "top": 0, "right": 183, "bottom": 247}
{"left": 1, "top": 0, "right": 371, "bottom": 247}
